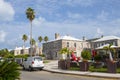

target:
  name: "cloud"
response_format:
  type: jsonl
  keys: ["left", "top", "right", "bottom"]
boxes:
{"left": 0, "top": 30, "right": 7, "bottom": 42}
{"left": 94, "top": 28, "right": 104, "bottom": 37}
{"left": 33, "top": 17, "right": 46, "bottom": 26}
{"left": 63, "top": 0, "right": 95, "bottom": 7}
{"left": 0, "top": 0, "right": 15, "bottom": 21}
{"left": 67, "top": 12, "right": 82, "bottom": 19}
{"left": 0, "top": 0, "right": 14, "bottom": 21}
{"left": 97, "top": 10, "right": 109, "bottom": 21}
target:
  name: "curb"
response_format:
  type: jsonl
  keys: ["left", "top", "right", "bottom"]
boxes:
{"left": 43, "top": 68, "right": 120, "bottom": 79}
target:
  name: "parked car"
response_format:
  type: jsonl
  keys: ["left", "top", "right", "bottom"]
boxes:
{"left": 22, "top": 56, "right": 44, "bottom": 71}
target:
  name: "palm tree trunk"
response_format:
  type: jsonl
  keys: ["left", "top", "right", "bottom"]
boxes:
{"left": 24, "top": 41, "right": 25, "bottom": 54}
{"left": 109, "top": 50, "right": 113, "bottom": 61}
{"left": 30, "top": 21, "right": 32, "bottom": 57}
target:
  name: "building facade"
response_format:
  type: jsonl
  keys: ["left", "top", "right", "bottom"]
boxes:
{"left": 14, "top": 46, "right": 42, "bottom": 56}
{"left": 92, "top": 36, "right": 120, "bottom": 49}
{"left": 43, "top": 33, "right": 90, "bottom": 60}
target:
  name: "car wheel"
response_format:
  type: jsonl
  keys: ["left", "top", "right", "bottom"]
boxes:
{"left": 22, "top": 66, "right": 25, "bottom": 70}
{"left": 39, "top": 68, "right": 43, "bottom": 71}
{"left": 29, "top": 66, "right": 33, "bottom": 71}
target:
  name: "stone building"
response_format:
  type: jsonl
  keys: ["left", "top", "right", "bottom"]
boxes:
{"left": 92, "top": 36, "right": 120, "bottom": 49}
{"left": 14, "top": 45, "right": 42, "bottom": 56}
{"left": 91, "top": 36, "right": 120, "bottom": 58}
{"left": 42, "top": 33, "right": 90, "bottom": 60}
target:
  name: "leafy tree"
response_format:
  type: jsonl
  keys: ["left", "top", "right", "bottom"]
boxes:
{"left": 0, "top": 60, "right": 20, "bottom": 80}
{"left": 15, "top": 54, "right": 29, "bottom": 58}
{"left": 0, "top": 49, "right": 15, "bottom": 58}
{"left": 0, "top": 49, "right": 9, "bottom": 57}
{"left": 59, "top": 47, "right": 70, "bottom": 60}
{"left": 81, "top": 50, "right": 91, "bottom": 61}
{"left": 59, "top": 47, "right": 69, "bottom": 54}
{"left": 22, "top": 34, "right": 28, "bottom": 47}
{"left": 44, "top": 36, "right": 48, "bottom": 42}
{"left": 38, "top": 36, "right": 43, "bottom": 46}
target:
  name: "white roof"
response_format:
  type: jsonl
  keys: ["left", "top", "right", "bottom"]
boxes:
{"left": 15, "top": 47, "right": 30, "bottom": 50}
{"left": 15, "top": 47, "right": 23, "bottom": 50}
{"left": 56, "top": 35, "right": 82, "bottom": 41}
{"left": 25, "top": 47, "right": 30, "bottom": 49}
{"left": 96, "top": 44, "right": 118, "bottom": 49}
{"left": 93, "top": 36, "right": 120, "bottom": 42}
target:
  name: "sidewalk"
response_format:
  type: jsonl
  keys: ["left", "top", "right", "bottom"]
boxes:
{"left": 43, "top": 60, "right": 120, "bottom": 79}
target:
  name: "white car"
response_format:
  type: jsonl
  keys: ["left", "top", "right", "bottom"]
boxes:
{"left": 22, "top": 56, "right": 44, "bottom": 71}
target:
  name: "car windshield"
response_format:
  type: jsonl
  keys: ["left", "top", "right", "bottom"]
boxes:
{"left": 34, "top": 57, "right": 42, "bottom": 61}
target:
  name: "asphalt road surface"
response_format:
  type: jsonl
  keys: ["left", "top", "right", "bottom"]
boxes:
{"left": 20, "top": 70, "right": 118, "bottom": 80}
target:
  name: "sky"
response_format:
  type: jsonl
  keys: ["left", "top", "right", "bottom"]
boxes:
{"left": 0, "top": 0, "right": 120, "bottom": 49}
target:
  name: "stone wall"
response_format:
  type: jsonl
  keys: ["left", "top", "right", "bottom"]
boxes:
{"left": 43, "top": 39, "right": 90, "bottom": 60}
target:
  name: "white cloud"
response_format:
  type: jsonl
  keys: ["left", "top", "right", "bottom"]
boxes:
{"left": 33, "top": 17, "right": 46, "bottom": 26}
{"left": 67, "top": 12, "right": 82, "bottom": 19}
{"left": 64, "top": 0, "right": 95, "bottom": 7}
{"left": 97, "top": 10, "right": 109, "bottom": 21}
{"left": 0, "top": 30, "right": 7, "bottom": 42}
{"left": 97, "top": 28, "right": 103, "bottom": 34}
{"left": 94, "top": 28, "right": 104, "bottom": 37}
{"left": 0, "top": 0, "right": 15, "bottom": 21}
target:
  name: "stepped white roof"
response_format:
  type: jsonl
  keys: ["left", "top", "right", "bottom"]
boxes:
{"left": 15, "top": 47, "right": 22, "bottom": 50}
{"left": 96, "top": 44, "right": 118, "bottom": 49}
{"left": 93, "top": 36, "right": 120, "bottom": 42}
{"left": 56, "top": 35, "right": 82, "bottom": 41}
{"left": 15, "top": 47, "right": 30, "bottom": 50}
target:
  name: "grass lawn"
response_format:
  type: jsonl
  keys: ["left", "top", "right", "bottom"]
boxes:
{"left": 43, "top": 60, "right": 50, "bottom": 63}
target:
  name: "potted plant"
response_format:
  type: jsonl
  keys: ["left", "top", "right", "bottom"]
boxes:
{"left": 103, "top": 44, "right": 117, "bottom": 73}
{"left": 79, "top": 50, "right": 91, "bottom": 71}
{"left": 93, "top": 54, "right": 103, "bottom": 68}
{"left": 58, "top": 47, "right": 71, "bottom": 70}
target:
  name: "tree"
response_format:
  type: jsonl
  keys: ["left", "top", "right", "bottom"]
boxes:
{"left": 26, "top": 7, "right": 35, "bottom": 56}
{"left": 44, "top": 36, "right": 48, "bottom": 42}
{"left": 31, "top": 38, "right": 36, "bottom": 46}
{"left": 22, "top": 34, "right": 28, "bottom": 48}
{"left": 81, "top": 50, "right": 91, "bottom": 61}
{"left": 38, "top": 36, "right": 43, "bottom": 46}
{"left": 0, "top": 60, "right": 20, "bottom": 80}
{"left": 0, "top": 49, "right": 9, "bottom": 57}
{"left": 103, "top": 44, "right": 114, "bottom": 61}
{"left": 59, "top": 47, "right": 70, "bottom": 60}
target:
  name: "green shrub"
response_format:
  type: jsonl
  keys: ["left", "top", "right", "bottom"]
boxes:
{"left": 89, "top": 66, "right": 107, "bottom": 72}
{"left": 94, "top": 54, "right": 102, "bottom": 62}
{"left": 40, "top": 54, "right": 45, "bottom": 57}
{"left": 81, "top": 50, "right": 91, "bottom": 60}
{"left": 0, "top": 60, "right": 20, "bottom": 80}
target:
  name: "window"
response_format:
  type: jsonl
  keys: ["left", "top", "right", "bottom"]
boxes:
{"left": 67, "top": 42, "right": 69, "bottom": 47}
{"left": 74, "top": 43, "right": 76, "bottom": 47}
{"left": 55, "top": 52, "right": 57, "bottom": 57}
{"left": 81, "top": 43, "right": 83, "bottom": 48}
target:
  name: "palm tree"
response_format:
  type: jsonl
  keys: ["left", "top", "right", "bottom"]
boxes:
{"left": 22, "top": 34, "right": 28, "bottom": 48}
{"left": 31, "top": 38, "right": 36, "bottom": 46}
{"left": 38, "top": 36, "right": 43, "bottom": 46}
{"left": 44, "top": 36, "right": 48, "bottom": 42}
{"left": 103, "top": 44, "right": 114, "bottom": 61}
{"left": 26, "top": 7, "right": 35, "bottom": 56}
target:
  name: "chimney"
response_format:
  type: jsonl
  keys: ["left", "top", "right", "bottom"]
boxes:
{"left": 101, "top": 35, "right": 104, "bottom": 38}
{"left": 55, "top": 33, "right": 60, "bottom": 39}
{"left": 83, "top": 36, "right": 86, "bottom": 41}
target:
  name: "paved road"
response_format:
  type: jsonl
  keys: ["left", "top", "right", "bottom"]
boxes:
{"left": 20, "top": 70, "right": 118, "bottom": 80}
